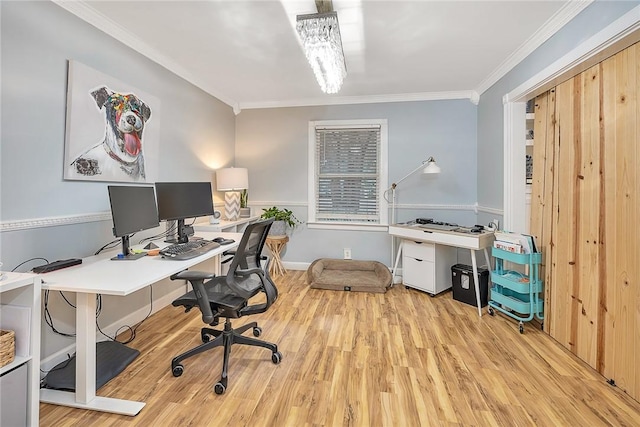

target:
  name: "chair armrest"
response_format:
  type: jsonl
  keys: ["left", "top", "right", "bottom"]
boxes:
{"left": 170, "top": 270, "right": 216, "bottom": 281}
{"left": 171, "top": 271, "right": 216, "bottom": 323}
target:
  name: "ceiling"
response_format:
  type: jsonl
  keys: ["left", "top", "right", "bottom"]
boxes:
{"left": 54, "top": 1, "right": 589, "bottom": 113}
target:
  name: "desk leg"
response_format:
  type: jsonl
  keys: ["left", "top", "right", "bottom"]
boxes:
{"left": 391, "top": 241, "right": 404, "bottom": 285}
{"left": 483, "top": 248, "right": 492, "bottom": 273}
{"left": 40, "top": 292, "right": 145, "bottom": 416}
{"left": 76, "top": 293, "right": 95, "bottom": 403}
{"left": 470, "top": 250, "right": 483, "bottom": 318}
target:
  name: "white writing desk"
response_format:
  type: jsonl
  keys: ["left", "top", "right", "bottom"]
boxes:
{"left": 389, "top": 224, "right": 494, "bottom": 317}
{"left": 39, "top": 232, "right": 241, "bottom": 416}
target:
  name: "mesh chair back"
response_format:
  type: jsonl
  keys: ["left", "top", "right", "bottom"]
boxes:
{"left": 224, "top": 218, "right": 276, "bottom": 302}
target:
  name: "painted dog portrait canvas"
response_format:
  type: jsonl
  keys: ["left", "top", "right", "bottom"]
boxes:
{"left": 64, "top": 61, "right": 160, "bottom": 182}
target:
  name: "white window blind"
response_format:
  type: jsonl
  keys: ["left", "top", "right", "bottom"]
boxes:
{"left": 311, "top": 123, "right": 385, "bottom": 225}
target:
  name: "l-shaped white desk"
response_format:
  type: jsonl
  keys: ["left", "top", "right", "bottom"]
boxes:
{"left": 389, "top": 224, "right": 494, "bottom": 317}
{"left": 39, "top": 231, "right": 241, "bottom": 416}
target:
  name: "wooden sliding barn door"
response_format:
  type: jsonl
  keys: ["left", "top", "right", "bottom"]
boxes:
{"left": 529, "top": 41, "right": 640, "bottom": 401}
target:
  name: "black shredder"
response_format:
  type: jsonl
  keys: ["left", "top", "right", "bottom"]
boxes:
{"left": 451, "top": 264, "right": 489, "bottom": 307}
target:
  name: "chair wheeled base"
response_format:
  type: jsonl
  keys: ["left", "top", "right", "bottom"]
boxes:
{"left": 171, "top": 318, "right": 282, "bottom": 394}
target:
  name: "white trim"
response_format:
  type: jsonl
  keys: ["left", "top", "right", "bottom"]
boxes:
{"left": 505, "top": 6, "right": 640, "bottom": 104}
{"left": 53, "top": 1, "right": 590, "bottom": 111}
{"left": 503, "top": 5, "right": 640, "bottom": 233}
{"left": 503, "top": 102, "right": 527, "bottom": 232}
{"left": 51, "top": 1, "right": 237, "bottom": 109}
{"left": 282, "top": 261, "right": 311, "bottom": 271}
{"left": 476, "top": 204, "right": 504, "bottom": 216}
{"left": 239, "top": 90, "right": 476, "bottom": 111}
{"left": 476, "top": 1, "right": 593, "bottom": 95}
{"left": 251, "top": 201, "right": 308, "bottom": 208}
{"left": 1, "top": 212, "right": 111, "bottom": 232}
{"left": 307, "top": 119, "right": 389, "bottom": 226}
{"left": 395, "top": 203, "right": 477, "bottom": 212}
{"left": 0, "top": 203, "right": 498, "bottom": 233}
{"left": 306, "top": 223, "right": 389, "bottom": 232}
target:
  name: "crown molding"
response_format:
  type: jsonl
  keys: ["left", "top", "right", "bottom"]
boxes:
{"left": 51, "top": 0, "right": 238, "bottom": 110}
{"left": 475, "top": 0, "right": 593, "bottom": 95}
{"left": 238, "top": 90, "right": 477, "bottom": 111}
{"left": 53, "top": 0, "right": 583, "bottom": 112}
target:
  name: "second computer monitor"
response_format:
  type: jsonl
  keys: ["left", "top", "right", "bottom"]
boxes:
{"left": 155, "top": 182, "right": 215, "bottom": 243}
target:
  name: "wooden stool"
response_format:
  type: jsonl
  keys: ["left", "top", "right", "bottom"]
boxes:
{"left": 265, "top": 235, "right": 289, "bottom": 276}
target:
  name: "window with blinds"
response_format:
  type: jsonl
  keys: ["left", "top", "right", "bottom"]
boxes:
{"left": 308, "top": 120, "right": 388, "bottom": 227}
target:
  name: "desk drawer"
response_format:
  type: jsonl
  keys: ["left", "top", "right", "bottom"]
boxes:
{"left": 403, "top": 241, "right": 434, "bottom": 261}
{"left": 403, "top": 256, "right": 435, "bottom": 293}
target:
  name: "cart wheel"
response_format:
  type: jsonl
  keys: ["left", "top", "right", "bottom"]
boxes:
{"left": 519, "top": 323, "right": 524, "bottom": 334}
{"left": 488, "top": 307, "right": 495, "bottom": 316}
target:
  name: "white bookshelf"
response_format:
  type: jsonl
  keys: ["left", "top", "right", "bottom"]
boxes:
{"left": 0, "top": 272, "right": 41, "bottom": 426}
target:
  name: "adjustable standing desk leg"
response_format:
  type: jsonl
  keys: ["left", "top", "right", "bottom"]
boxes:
{"left": 470, "top": 250, "right": 483, "bottom": 317}
{"left": 40, "top": 292, "right": 145, "bottom": 416}
{"left": 391, "top": 241, "right": 404, "bottom": 285}
{"left": 76, "top": 293, "right": 96, "bottom": 403}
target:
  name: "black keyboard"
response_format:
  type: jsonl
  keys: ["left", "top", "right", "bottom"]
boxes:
{"left": 159, "top": 240, "right": 220, "bottom": 260}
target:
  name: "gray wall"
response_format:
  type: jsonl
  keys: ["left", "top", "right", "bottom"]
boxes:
{"left": 0, "top": 1, "right": 235, "bottom": 359}
{"left": 235, "top": 101, "right": 478, "bottom": 266}
{"left": 476, "top": 0, "right": 638, "bottom": 221}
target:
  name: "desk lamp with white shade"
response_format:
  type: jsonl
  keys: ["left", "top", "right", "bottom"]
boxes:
{"left": 216, "top": 167, "right": 248, "bottom": 221}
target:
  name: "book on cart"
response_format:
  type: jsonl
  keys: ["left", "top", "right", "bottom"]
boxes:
{"left": 494, "top": 231, "right": 538, "bottom": 254}
{"left": 494, "top": 240, "right": 523, "bottom": 253}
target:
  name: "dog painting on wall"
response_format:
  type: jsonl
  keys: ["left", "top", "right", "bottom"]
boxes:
{"left": 69, "top": 87, "right": 151, "bottom": 181}
{"left": 64, "top": 61, "right": 159, "bottom": 183}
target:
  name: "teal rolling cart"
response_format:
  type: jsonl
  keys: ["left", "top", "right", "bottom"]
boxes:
{"left": 488, "top": 247, "right": 544, "bottom": 333}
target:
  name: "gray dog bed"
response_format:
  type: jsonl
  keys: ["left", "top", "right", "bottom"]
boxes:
{"left": 307, "top": 258, "right": 392, "bottom": 293}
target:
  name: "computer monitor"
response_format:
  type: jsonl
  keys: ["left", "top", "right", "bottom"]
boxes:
{"left": 108, "top": 185, "right": 160, "bottom": 260}
{"left": 155, "top": 182, "right": 215, "bottom": 243}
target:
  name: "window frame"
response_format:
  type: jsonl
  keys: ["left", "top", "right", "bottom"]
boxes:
{"left": 307, "top": 119, "right": 389, "bottom": 231}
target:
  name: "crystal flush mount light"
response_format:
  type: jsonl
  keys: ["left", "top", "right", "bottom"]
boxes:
{"left": 296, "top": 11, "right": 347, "bottom": 94}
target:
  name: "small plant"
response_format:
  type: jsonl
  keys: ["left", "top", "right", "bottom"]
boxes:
{"left": 261, "top": 206, "right": 302, "bottom": 228}
{"left": 240, "top": 189, "right": 248, "bottom": 208}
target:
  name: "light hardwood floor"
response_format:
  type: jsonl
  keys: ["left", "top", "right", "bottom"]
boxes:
{"left": 40, "top": 270, "right": 640, "bottom": 426}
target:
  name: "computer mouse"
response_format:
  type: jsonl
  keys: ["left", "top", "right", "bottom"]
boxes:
{"left": 212, "top": 237, "right": 225, "bottom": 243}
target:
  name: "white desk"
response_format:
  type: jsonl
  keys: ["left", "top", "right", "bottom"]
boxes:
{"left": 39, "top": 232, "right": 241, "bottom": 416}
{"left": 389, "top": 224, "right": 494, "bottom": 317}
{"left": 195, "top": 215, "right": 260, "bottom": 233}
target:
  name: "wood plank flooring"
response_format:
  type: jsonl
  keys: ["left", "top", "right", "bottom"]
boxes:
{"left": 40, "top": 270, "right": 640, "bottom": 426}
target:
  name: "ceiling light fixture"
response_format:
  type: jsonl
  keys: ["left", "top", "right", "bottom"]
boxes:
{"left": 296, "top": 11, "right": 347, "bottom": 94}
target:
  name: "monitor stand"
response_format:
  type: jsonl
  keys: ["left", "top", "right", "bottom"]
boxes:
{"left": 111, "top": 235, "right": 147, "bottom": 261}
{"left": 164, "top": 219, "right": 190, "bottom": 244}
{"left": 111, "top": 252, "right": 146, "bottom": 261}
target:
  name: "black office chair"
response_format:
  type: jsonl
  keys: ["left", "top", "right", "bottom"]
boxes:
{"left": 169, "top": 218, "right": 282, "bottom": 394}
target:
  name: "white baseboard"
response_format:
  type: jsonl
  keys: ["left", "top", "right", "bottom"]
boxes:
{"left": 40, "top": 285, "right": 188, "bottom": 375}
{"left": 282, "top": 261, "right": 310, "bottom": 271}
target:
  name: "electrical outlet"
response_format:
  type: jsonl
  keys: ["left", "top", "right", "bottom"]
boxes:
{"left": 344, "top": 248, "right": 352, "bottom": 260}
